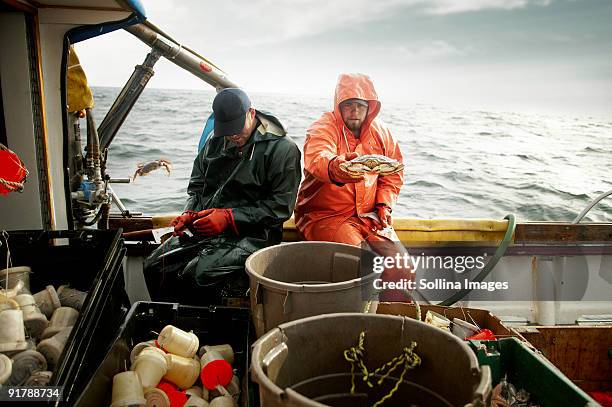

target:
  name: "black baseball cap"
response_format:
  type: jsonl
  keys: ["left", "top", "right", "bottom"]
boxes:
{"left": 212, "top": 88, "right": 252, "bottom": 137}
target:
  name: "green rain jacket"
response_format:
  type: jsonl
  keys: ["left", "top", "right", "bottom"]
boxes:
{"left": 149, "top": 111, "right": 301, "bottom": 286}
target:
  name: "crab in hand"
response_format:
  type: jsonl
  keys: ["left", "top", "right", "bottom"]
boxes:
{"left": 339, "top": 154, "right": 403, "bottom": 177}
{"left": 133, "top": 159, "right": 172, "bottom": 181}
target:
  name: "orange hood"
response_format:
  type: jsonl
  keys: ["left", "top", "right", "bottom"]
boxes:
{"left": 333, "top": 73, "right": 381, "bottom": 135}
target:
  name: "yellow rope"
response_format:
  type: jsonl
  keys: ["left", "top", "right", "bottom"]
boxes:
{"left": 344, "top": 331, "right": 421, "bottom": 406}
{"left": 0, "top": 177, "right": 25, "bottom": 192}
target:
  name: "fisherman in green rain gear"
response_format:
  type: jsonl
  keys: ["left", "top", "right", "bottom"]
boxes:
{"left": 144, "top": 88, "right": 301, "bottom": 305}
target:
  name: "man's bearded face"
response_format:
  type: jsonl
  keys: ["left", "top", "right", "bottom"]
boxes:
{"left": 340, "top": 99, "right": 368, "bottom": 132}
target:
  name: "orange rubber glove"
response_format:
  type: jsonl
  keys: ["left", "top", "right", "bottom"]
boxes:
{"left": 171, "top": 210, "right": 199, "bottom": 236}
{"left": 191, "top": 208, "right": 237, "bottom": 237}
{"left": 328, "top": 152, "right": 364, "bottom": 184}
{"left": 376, "top": 204, "right": 393, "bottom": 229}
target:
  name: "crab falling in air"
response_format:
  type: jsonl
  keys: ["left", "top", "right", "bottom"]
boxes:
{"left": 340, "top": 154, "right": 404, "bottom": 176}
{"left": 132, "top": 159, "right": 173, "bottom": 182}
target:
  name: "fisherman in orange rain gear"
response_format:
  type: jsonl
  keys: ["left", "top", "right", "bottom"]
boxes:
{"left": 294, "top": 73, "right": 412, "bottom": 301}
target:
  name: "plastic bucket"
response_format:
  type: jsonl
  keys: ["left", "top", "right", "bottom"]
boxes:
{"left": 252, "top": 313, "right": 491, "bottom": 407}
{"left": 245, "top": 242, "right": 378, "bottom": 337}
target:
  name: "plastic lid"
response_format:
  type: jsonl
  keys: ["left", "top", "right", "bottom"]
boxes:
{"left": 200, "top": 359, "right": 233, "bottom": 390}
{"left": 0, "top": 266, "right": 31, "bottom": 274}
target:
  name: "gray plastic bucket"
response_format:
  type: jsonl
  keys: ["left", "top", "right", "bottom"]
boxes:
{"left": 245, "top": 242, "right": 378, "bottom": 337}
{"left": 251, "top": 313, "right": 491, "bottom": 407}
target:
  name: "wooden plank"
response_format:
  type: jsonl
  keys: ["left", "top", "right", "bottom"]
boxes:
{"left": 515, "top": 223, "right": 612, "bottom": 244}
{"left": 521, "top": 326, "right": 612, "bottom": 392}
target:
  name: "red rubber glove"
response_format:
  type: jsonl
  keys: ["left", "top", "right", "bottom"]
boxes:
{"left": 376, "top": 204, "right": 393, "bottom": 229}
{"left": 191, "top": 208, "right": 237, "bottom": 237}
{"left": 328, "top": 152, "right": 364, "bottom": 184}
{"left": 171, "top": 210, "right": 199, "bottom": 236}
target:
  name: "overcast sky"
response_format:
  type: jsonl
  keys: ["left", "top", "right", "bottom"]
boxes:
{"left": 76, "top": 0, "right": 612, "bottom": 117}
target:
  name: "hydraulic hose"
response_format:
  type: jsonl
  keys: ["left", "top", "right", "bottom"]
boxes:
{"left": 439, "top": 214, "right": 516, "bottom": 306}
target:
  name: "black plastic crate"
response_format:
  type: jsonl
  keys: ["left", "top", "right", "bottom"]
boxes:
{"left": 76, "top": 302, "right": 254, "bottom": 407}
{"left": 1, "top": 229, "right": 129, "bottom": 405}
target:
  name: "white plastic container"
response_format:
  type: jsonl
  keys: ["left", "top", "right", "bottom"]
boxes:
{"left": 57, "top": 285, "right": 87, "bottom": 311}
{"left": 32, "top": 285, "right": 61, "bottom": 318}
{"left": 163, "top": 353, "right": 200, "bottom": 389}
{"left": 0, "top": 309, "right": 28, "bottom": 352}
{"left": 110, "top": 371, "right": 146, "bottom": 407}
{"left": 187, "top": 385, "right": 209, "bottom": 401}
{"left": 0, "top": 266, "right": 31, "bottom": 291}
{"left": 144, "top": 387, "right": 170, "bottom": 407}
{"left": 209, "top": 396, "right": 234, "bottom": 407}
{"left": 8, "top": 350, "right": 47, "bottom": 386}
{"left": 130, "top": 340, "right": 157, "bottom": 364}
{"left": 0, "top": 297, "right": 20, "bottom": 312}
{"left": 36, "top": 326, "right": 72, "bottom": 368}
{"left": 210, "top": 376, "right": 240, "bottom": 403}
{"left": 42, "top": 306, "right": 79, "bottom": 339}
{"left": 0, "top": 353, "right": 12, "bottom": 385}
{"left": 200, "top": 349, "right": 233, "bottom": 391}
{"left": 185, "top": 395, "right": 210, "bottom": 407}
{"left": 200, "top": 344, "right": 234, "bottom": 364}
{"left": 157, "top": 325, "right": 199, "bottom": 358}
{"left": 131, "top": 346, "right": 169, "bottom": 390}
{"left": 14, "top": 293, "right": 48, "bottom": 339}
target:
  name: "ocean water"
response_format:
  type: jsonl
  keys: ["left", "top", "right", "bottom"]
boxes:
{"left": 92, "top": 87, "right": 612, "bottom": 222}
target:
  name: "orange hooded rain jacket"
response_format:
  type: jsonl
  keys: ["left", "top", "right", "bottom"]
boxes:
{"left": 294, "top": 73, "right": 404, "bottom": 242}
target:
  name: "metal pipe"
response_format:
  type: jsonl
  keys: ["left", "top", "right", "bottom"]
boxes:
{"left": 85, "top": 108, "right": 103, "bottom": 186}
{"left": 125, "top": 23, "right": 239, "bottom": 90}
{"left": 108, "top": 178, "right": 132, "bottom": 184}
{"left": 572, "top": 189, "right": 612, "bottom": 223}
{"left": 98, "top": 49, "right": 161, "bottom": 150}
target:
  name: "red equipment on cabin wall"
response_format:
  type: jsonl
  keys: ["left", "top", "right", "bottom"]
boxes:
{"left": 0, "top": 143, "right": 28, "bottom": 195}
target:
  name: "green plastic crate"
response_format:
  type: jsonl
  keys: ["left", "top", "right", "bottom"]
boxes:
{"left": 469, "top": 338, "right": 599, "bottom": 407}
